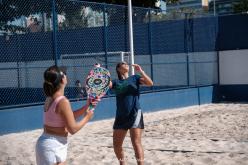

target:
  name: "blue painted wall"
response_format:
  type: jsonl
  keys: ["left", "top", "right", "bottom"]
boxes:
{"left": 0, "top": 86, "right": 213, "bottom": 135}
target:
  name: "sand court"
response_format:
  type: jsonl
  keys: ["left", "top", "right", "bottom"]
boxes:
{"left": 0, "top": 103, "right": 247, "bottom": 165}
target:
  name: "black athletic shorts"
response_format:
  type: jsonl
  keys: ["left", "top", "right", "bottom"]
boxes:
{"left": 113, "top": 109, "right": 144, "bottom": 130}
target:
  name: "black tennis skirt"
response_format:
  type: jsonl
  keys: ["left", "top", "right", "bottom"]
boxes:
{"left": 113, "top": 109, "right": 144, "bottom": 130}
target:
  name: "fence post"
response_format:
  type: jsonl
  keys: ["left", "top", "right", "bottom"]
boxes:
{"left": 215, "top": 16, "right": 220, "bottom": 86}
{"left": 190, "top": 15, "right": 195, "bottom": 87}
{"left": 52, "top": 0, "right": 59, "bottom": 66}
{"left": 103, "top": 3, "right": 108, "bottom": 68}
{"left": 16, "top": 34, "right": 21, "bottom": 88}
{"left": 148, "top": 9, "right": 154, "bottom": 83}
{"left": 184, "top": 13, "right": 190, "bottom": 87}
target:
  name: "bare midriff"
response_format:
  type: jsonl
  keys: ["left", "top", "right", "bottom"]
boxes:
{"left": 44, "top": 124, "right": 68, "bottom": 137}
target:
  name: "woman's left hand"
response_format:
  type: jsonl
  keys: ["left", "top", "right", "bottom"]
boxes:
{"left": 86, "top": 96, "right": 101, "bottom": 107}
{"left": 132, "top": 64, "right": 143, "bottom": 73}
{"left": 91, "top": 97, "right": 101, "bottom": 106}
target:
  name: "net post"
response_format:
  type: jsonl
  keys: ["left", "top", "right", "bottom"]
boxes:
{"left": 128, "top": 0, "right": 135, "bottom": 75}
{"left": 121, "top": 52, "right": 124, "bottom": 62}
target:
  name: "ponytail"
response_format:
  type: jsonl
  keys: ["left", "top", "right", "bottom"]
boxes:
{"left": 43, "top": 65, "right": 65, "bottom": 97}
{"left": 43, "top": 81, "right": 56, "bottom": 97}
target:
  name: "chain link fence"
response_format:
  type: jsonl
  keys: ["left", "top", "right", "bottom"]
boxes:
{"left": 0, "top": 0, "right": 219, "bottom": 109}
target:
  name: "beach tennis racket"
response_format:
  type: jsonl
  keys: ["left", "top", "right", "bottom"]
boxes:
{"left": 85, "top": 64, "right": 111, "bottom": 111}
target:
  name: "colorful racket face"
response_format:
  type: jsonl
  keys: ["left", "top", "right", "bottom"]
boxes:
{"left": 85, "top": 66, "right": 111, "bottom": 100}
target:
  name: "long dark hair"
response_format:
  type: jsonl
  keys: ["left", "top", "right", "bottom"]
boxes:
{"left": 43, "top": 65, "right": 65, "bottom": 97}
{"left": 116, "top": 62, "right": 127, "bottom": 80}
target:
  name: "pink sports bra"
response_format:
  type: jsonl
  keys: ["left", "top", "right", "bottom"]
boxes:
{"left": 44, "top": 96, "right": 66, "bottom": 127}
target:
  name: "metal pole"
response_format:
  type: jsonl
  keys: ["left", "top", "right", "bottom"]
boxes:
{"left": 148, "top": 9, "right": 154, "bottom": 81}
{"left": 213, "top": 0, "right": 216, "bottom": 16}
{"left": 128, "top": 0, "right": 135, "bottom": 75}
{"left": 103, "top": 4, "right": 108, "bottom": 68}
{"left": 52, "top": 0, "right": 59, "bottom": 66}
{"left": 184, "top": 13, "right": 190, "bottom": 86}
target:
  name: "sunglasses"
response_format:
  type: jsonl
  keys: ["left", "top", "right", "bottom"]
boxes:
{"left": 59, "top": 71, "right": 66, "bottom": 78}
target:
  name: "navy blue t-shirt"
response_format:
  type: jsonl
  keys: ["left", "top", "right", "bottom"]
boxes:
{"left": 112, "top": 75, "right": 141, "bottom": 121}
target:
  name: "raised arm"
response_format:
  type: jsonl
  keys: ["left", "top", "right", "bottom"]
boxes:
{"left": 58, "top": 98, "right": 94, "bottom": 135}
{"left": 132, "top": 64, "right": 153, "bottom": 86}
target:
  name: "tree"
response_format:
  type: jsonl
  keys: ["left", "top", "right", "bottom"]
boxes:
{"left": 0, "top": 0, "right": 88, "bottom": 33}
{"left": 233, "top": 0, "right": 248, "bottom": 13}
{"left": 0, "top": 0, "right": 52, "bottom": 33}
{"left": 83, "top": 0, "right": 165, "bottom": 8}
{"left": 1, "top": 0, "right": 182, "bottom": 33}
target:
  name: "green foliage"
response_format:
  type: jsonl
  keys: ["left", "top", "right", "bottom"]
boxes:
{"left": 166, "top": 0, "right": 180, "bottom": 4}
{"left": 0, "top": 0, "right": 182, "bottom": 33}
{"left": 0, "top": 0, "right": 50, "bottom": 23}
{"left": 233, "top": 0, "right": 248, "bottom": 13}
{"left": 84, "top": 0, "right": 161, "bottom": 8}
{"left": 0, "top": 0, "right": 50, "bottom": 33}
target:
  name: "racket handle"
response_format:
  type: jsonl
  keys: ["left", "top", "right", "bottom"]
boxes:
{"left": 88, "top": 103, "right": 95, "bottom": 111}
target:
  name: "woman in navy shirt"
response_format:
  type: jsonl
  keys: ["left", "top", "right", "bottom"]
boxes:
{"left": 110, "top": 62, "right": 153, "bottom": 165}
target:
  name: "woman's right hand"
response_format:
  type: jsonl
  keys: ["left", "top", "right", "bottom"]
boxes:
{"left": 85, "top": 109, "right": 94, "bottom": 120}
{"left": 86, "top": 96, "right": 101, "bottom": 109}
{"left": 91, "top": 96, "right": 101, "bottom": 106}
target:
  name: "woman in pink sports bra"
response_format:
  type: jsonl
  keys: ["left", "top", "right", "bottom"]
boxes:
{"left": 35, "top": 65, "right": 99, "bottom": 165}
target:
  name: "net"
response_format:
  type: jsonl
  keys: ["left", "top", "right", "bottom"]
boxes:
{"left": 60, "top": 51, "right": 130, "bottom": 68}
{"left": 60, "top": 51, "right": 130, "bottom": 89}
